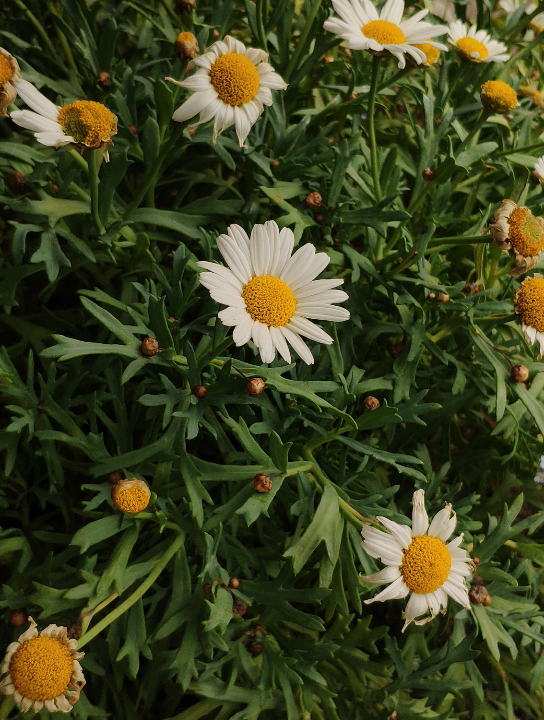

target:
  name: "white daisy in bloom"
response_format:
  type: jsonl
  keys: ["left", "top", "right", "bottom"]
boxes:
{"left": 447, "top": 21, "right": 509, "bottom": 63}
{"left": 535, "top": 156, "right": 544, "bottom": 182}
{"left": 361, "top": 490, "right": 472, "bottom": 631}
{"left": 0, "top": 617, "right": 85, "bottom": 713}
{"left": 514, "top": 274, "right": 544, "bottom": 354}
{"left": 0, "top": 47, "right": 20, "bottom": 116}
{"left": 167, "top": 35, "right": 286, "bottom": 147}
{"left": 499, "top": 0, "right": 544, "bottom": 33}
{"left": 197, "top": 220, "right": 350, "bottom": 364}
{"left": 323, "top": 0, "right": 448, "bottom": 69}
{"left": 10, "top": 79, "right": 117, "bottom": 157}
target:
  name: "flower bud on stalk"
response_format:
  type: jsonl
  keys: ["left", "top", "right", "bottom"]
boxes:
{"left": 141, "top": 337, "right": 159, "bottom": 357}
{"left": 253, "top": 474, "right": 273, "bottom": 493}
{"left": 247, "top": 378, "right": 265, "bottom": 396}
{"left": 175, "top": 32, "right": 199, "bottom": 60}
{"left": 364, "top": 396, "right": 380, "bottom": 411}
{"left": 305, "top": 191, "right": 322, "bottom": 210}
{"left": 193, "top": 385, "right": 207, "bottom": 398}
{"left": 111, "top": 478, "right": 151, "bottom": 514}
{"left": 511, "top": 364, "right": 529, "bottom": 383}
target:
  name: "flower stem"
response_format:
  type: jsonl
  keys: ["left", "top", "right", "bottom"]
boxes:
{"left": 456, "top": 109, "right": 491, "bottom": 155}
{"left": 368, "top": 55, "right": 382, "bottom": 202}
{"left": 88, "top": 148, "right": 106, "bottom": 235}
{"left": 0, "top": 697, "right": 14, "bottom": 720}
{"left": 256, "top": 0, "right": 268, "bottom": 49}
{"left": 12, "top": 0, "right": 57, "bottom": 59}
{"left": 284, "top": 0, "right": 324, "bottom": 83}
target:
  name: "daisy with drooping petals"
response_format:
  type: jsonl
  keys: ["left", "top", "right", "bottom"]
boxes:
{"left": 0, "top": 47, "right": 20, "bottom": 116}
{"left": 499, "top": 0, "right": 544, "bottom": 34}
{"left": 10, "top": 79, "right": 117, "bottom": 158}
{"left": 0, "top": 617, "right": 85, "bottom": 713}
{"left": 514, "top": 275, "right": 544, "bottom": 354}
{"left": 489, "top": 199, "right": 544, "bottom": 275}
{"left": 167, "top": 35, "right": 286, "bottom": 147}
{"left": 534, "top": 155, "right": 544, "bottom": 182}
{"left": 323, "top": 0, "right": 448, "bottom": 69}
{"left": 447, "top": 21, "right": 509, "bottom": 63}
{"left": 361, "top": 489, "right": 471, "bottom": 631}
{"left": 197, "top": 221, "right": 350, "bottom": 364}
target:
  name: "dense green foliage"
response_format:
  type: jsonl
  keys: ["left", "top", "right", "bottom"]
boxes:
{"left": 2, "top": 0, "right": 544, "bottom": 718}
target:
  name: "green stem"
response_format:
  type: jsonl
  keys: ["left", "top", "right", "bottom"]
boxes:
{"left": 368, "top": 55, "right": 382, "bottom": 202}
{"left": 456, "top": 109, "right": 491, "bottom": 155}
{"left": 78, "top": 532, "right": 184, "bottom": 648}
{"left": 0, "top": 696, "right": 15, "bottom": 720}
{"left": 68, "top": 148, "right": 89, "bottom": 173}
{"left": 88, "top": 148, "right": 106, "bottom": 235}
{"left": 12, "top": 0, "right": 57, "bottom": 58}
{"left": 256, "top": 0, "right": 267, "bottom": 49}
{"left": 79, "top": 592, "right": 119, "bottom": 634}
{"left": 377, "top": 66, "right": 409, "bottom": 92}
{"left": 283, "top": 0, "right": 324, "bottom": 83}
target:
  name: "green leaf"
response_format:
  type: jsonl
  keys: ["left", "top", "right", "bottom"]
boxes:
{"left": 456, "top": 142, "right": 498, "bottom": 169}
{"left": 10, "top": 196, "right": 90, "bottom": 226}
{"left": 30, "top": 229, "right": 71, "bottom": 282}
{"left": 269, "top": 431, "right": 292, "bottom": 474}
{"left": 475, "top": 494, "right": 523, "bottom": 563}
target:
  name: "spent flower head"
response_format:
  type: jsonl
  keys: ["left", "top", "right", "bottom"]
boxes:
{"left": 490, "top": 199, "right": 544, "bottom": 275}
{"left": 0, "top": 47, "right": 20, "bottom": 116}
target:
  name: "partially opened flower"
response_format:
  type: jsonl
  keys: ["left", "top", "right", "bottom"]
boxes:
{"left": 197, "top": 221, "right": 350, "bottom": 364}
{"left": 0, "top": 47, "right": 20, "bottom": 116}
{"left": 10, "top": 79, "right": 117, "bottom": 158}
{"left": 167, "top": 35, "right": 286, "bottom": 147}
{"left": 499, "top": 0, "right": 544, "bottom": 34}
{"left": 0, "top": 617, "right": 85, "bottom": 713}
{"left": 111, "top": 477, "right": 151, "bottom": 514}
{"left": 447, "top": 21, "right": 509, "bottom": 63}
{"left": 490, "top": 200, "right": 544, "bottom": 275}
{"left": 323, "top": 0, "right": 448, "bottom": 69}
{"left": 514, "top": 275, "right": 544, "bottom": 354}
{"left": 361, "top": 489, "right": 471, "bottom": 631}
{"left": 480, "top": 80, "right": 518, "bottom": 113}
{"left": 535, "top": 155, "right": 544, "bottom": 182}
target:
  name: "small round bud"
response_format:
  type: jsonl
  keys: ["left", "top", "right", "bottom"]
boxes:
{"left": 323, "top": 55, "right": 334, "bottom": 64}
{"left": 232, "top": 599, "right": 247, "bottom": 616}
{"left": 193, "top": 385, "right": 207, "bottom": 399}
{"left": 67, "top": 622, "right": 82, "bottom": 640}
{"left": 480, "top": 80, "right": 518, "bottom": 114}
{"left": 511, "top": 364, "right": 529, "bottom": 383}
{"left": 129, "top": 124, "right": 137, "bottom": 134}
{"left": 438, "top": 292, "right": 449, "bottom": 303}
{"left": 253, "top": 474, "right": 273, "bottom": 493}
{"left": 315, "top": 214, "right": 324, "bottom": 223}
{"left": 175, "top": 31, "right": 199, "bottom": 60}
{"left": 50, "top": 183, "right": 59, "bottom": 194}
{"left": 174, "top": 0, "right": 195, "bottom": 11}
{"left": 435, "top": 117, "right": 441, "bottom": 125}
{"left": 389, "top": 343, "right": 406, "bottom": 359}
{"left": 213, "top": 29, "right": 220, "bottom": 40}
{"left": 390, "top": 713, "right": 398, "bottom": 720}
{"left": 203, "top": 583, "right": 212, "bottom": 595}
{"left": 10, "top": 610, "right": 27, "bottom": 627}
{"left": 108, "top": 470, "right": 123, "bottom": 485}
{"left": 305, "top": 191, "right": 322, "bottom": 210}
{"left": 141, "top": 337, "right": 159, "bottom": 357}
{"left": 247, "top": 378, "right": 265, "bottom": 396}
{"left": 98, "top": 71, "right": 111, "bottom": 88}
{"left": 349, "top": 92, "right": 357, "bottom": 100}
{"left": 247, "top": 643, "right": 262, "bottom": 656}
{"left": 422, "top": 167, "right": 434, "bottom": 182}
{"left": 229, "top": 577, "right": 240, "bottom": 589}
{"left": 168, "top": 316, "right": 176, "bottom": 322}
{"left": 111, "top": 477, "right": 151, "bottom": 514}
{"left": 363, "top": 396, "right": 380, "bottom": 411}
{"left": 428, "top": 292, "right": 436, "bottom": 301}
{"left": 7, "top": 171, "right": 29, "bottom": 194}
{"left": 271, "top": 159, "right": 280, "bottom": 169}
{"left": 469, "top": 584, "right": 491, "bottom": 606}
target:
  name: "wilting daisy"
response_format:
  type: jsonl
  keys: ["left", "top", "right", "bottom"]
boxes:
{"left": 361, "top": 489, "right": 471, "bottom": 631}
{"left": 323, "top": 0, "right": 448, "bottom": 69}
{"left": 514, "top": 274, "right": 544, "bottom": 354}
{"left": 499, "top": 0, "right": 544, "bottom": 33}
{"left": 0, "top": 47, "right": 20, "bottom": 116}
{"left": 490, "top": 200, "right": 544, "bottom": 275}
{"left": 535, "top": 156, "right": 544, "bottom": 182}
{"left": 197, "top": 221, "right": 350, "bottom": 364}
{"left": 167, "top": 35, "right": 286, "bottom": 147}
{"left": 0, "top": 617, "right": 85, "bottom": 713}
{"left": 447, "top": 21, "right": 509, "bottom": 63}
{"left": 10, "top": 79, "right": 117, "bottom": 157}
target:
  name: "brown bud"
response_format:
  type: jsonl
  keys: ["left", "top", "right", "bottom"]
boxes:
{"left": 10, "top": 610, "right": 27, "bottom": 627}
{"left": 108, "top": 470, "right": 123, "bottom": 485}
{"left": 254, "top": 474, "right": 273, "bottom": 493}
{"left": 428, "top": 292, "right": 436, "bottom": 301}
{"left": 193, "top": 385, "right": 207, "bottom": 399}
{"left": 188, "top": 129, "right": 196, "bottom": 137}
{"left": 435, "top": 117, "right": 442, "bottom": 125}
{"left": 323, "top": 55, "right": 334, "bottom": 64}
{"left": 129, "top": 124, "right": 137, "bottom": 134}
{"left": 7, "top": 171, "right": 29, "bottom": 194}
{"left": 203, "top": 583, "right": 211, "bottom": 595}
{"left": 389, "top": 343, "right": 406, "bottom": 359}
{"left": 229, "top": 577, "right": 240, "bottom": 589}
{"left": 175, "top": 31, "right": 199, "bottom": 60}
{"left": 50, "top": 183, "right": 59, "bottom": 194}
{"left": 271, "top": 159, "right": 280, "bottom": 169}
{"left": 438, "top": 292, "right": 449, "bottom": 303}
{"left": 67, "top": 622, "right": 82, "bottom": 640}
{"left": 232, "top": 599, "right": 247, "bottom": 616}
{"left": 140, "top": 337, "right": 159, "bottom": 357}
{"left": 315, "top": 214, "right": 324, "bottom": 223}
{"left": 511, "top": 364, "right": 529, "bottom": 383}
{"left": 349, "top": 92, "right": 357, "bottom": 100}
{"left": 422, "top": 167, "right": 435, "bottom": 182}
{"left": 363, "top": 396, "right": 380, "bottom": 411}
{"left": 167, "top": 316, "right": 176, "bottom": 322}
{"left": 213, "top": 29, "right": 220, "bottom": 40}
{"left": 98, "top": 71, "right": 111, "bottom": 88}
{"left": 471, "top": 555, "right": 480, "bottom": 565}
{"left": 247, "top": 642, "right": 262, "bottom": 655}
{"left": 390, "top": 713, "right": 398, "bottom": 720}
{"left": 469, "top": 584, "right": 491, "bottom": 606}
{"left": 247, "top": 377, "right": 265, "bottom": 396}
{"left": 305, "top": 191, "right": 322, "bottom": 210}
{"left": 175, "top": 0, "right": 195, "bottom": 11}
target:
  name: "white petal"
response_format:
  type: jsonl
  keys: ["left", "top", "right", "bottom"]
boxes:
{"left": 294, "top": 278, "right": 344, "bottom": 299}
{"left": 281, "top": 326, "right": 314, "bottom": 364}
{"left": 217, "top": 234, "right": 252, "bottom": 284}
{"left": 234, "top": 104, "right": 251, "bottom": 147}
{"left": 13, "top": 79, "right": 59, "bottom": 120}
{"left": 196, "top": 261, "right": 243, "bottom": 292}
{"left": 9, "top": 109, "right": 61, "bottom": 133}
{"left": 250, "top": 223, "right": 271, "bottom": 277}
{"left": 296, "top": 289, "right": 348, "bottom": 305}
{"left": 360, "top": 565, "right": 401, "bottom": 585}
{"left": 172, "top": 89, "right": 217, "bottom": 122}
{"left": 287, "top": 316, "right": 333, "bottom": 345}
{"left": 233, "top": 318, "right": 255, "bottom": 346}
{"left": 294, "top": 305, "right": 350, "bottom": 322}
{"left": 402, "top": 592, "right": 428, "bottom": 630}
{"left": 218, "top": 306, "right": 251, "bottom": 326}
{"left": 428, "top": 504, "right": 456, "bottom": 541}
{"left": 263, "top": 220, "right": 281, "bottom": 275}
{"left": 280, "top": 244, "right": 318, "bottom": 286}
{"left": 181, "top": 73, "right": 214, "bottom": 92}
{"left": 377, "top": 517, "right": 412, "bottom": 549}
{"left": 364, "top": 576, "right": 410, "bottom": 604}
{"left": 271, "top": 228, "right": 295, "bottom": 277}
{"left": 443, "top": 578, "right": 470, "bottom": 608}
{"left": 269, "top": 325, "right": 291, "bottom": 363}
{"left": 380, "top": 0, "right": 404, "bottom": 25}
{"left": 34, "top": 131, "right": 73, "bottom": 146}
{"left": 411, "top": 489, "right": 429, "bottom": 536}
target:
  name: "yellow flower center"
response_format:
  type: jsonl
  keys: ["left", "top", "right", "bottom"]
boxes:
{"left": 413, "top": 43, "right": 440, "bottom": 66}
{"left": 57, "top": 100, "right": 117, "bottom": 147}
{"left": 515, "top": 277, "right": 544, "bottom": 332}
{"left": 508, "top": 207, "right": 544, "bottom": 257}
{"left": 400, "top": 535, "right": 451, "bottom": 594}
{"left": 242, "top": 275, "right": 297, "bottom": 327}
{"left": 112, "top": 480, "right": 150, "bottom": 514}
{"left": 10, "top": 637, "right": 73, "bottom": 702}
{"left": 480, "top": 80, "right": 517, "bottom": 113}
{"left": 209, "top": 53, "right": 260, "bottom": 106}
{"left": 362, "top": 19, "right": 405, "bottom": 45}
{"left": 0, "top": 53, "right": 15, "bottom": 85}
{"left": 456, "top": 37, "right": 489, "bottom": 62}
{"left": 519, "top": 86, "right": 544, "bottom": 107}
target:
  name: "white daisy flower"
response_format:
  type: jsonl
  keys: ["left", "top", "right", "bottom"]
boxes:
{"left": 361, "top": 489, "right": 472, "bottom": 631}
{"left": 167, "top": 35, "right": 286, "bottom": 147}
{"left": 10, "top": 79, "right": 117, "bottom": 157}
{"left": 499, "top": 0, "right": 544, "bottom": 33}
{"left": 197, "top": 220, "right": 350, "bottom": 365}
{"left": 535, "top": 155, "right": 544, "bottom": 182}
{"left": 0, "top": 47, "right": 20, "bottom": 116}
{"left": 0, "top": 617, "right": 85, "bottom": 713}
{"left": 447, "top": 21, "right": 509, "bottom": 63}
{"left": 323, "top": 0, "right": 448, "bottom": 69}
{"left": 514, "top": 274, "right": 544, "bottom": 354}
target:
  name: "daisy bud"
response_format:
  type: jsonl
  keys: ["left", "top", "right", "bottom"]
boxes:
{"left": 480, "top": 80, "right": 518, "bottom": 114}
{"left": 247, "top": 642, "right": 262, "bottom": 655}
{"left": 50, "top": 183, "right": 59, "bottom": 194}
{"left": 140, "top": 337, "right": 159, "bottom": 357}
{"left": 229, "top": 577, "right": 240, "bottom": 589}
{"left": 315, "top": 213, "right": 324, "bottom": 223}
{"left": 306, "top": 191, "right": 322, "bottom": 210}
{"left": 98, "top": 71, "right": 111, "bottom": 88}
{"left": 108, "top": 470, "right": 123, "bottom": 485}
{"left": 471, "top": 555, "right": 480, "bottom": 565}
{"left": 439, "top": 292, "right": 449, "bottom": 302}
{"left": 389, "top": 343, "right": 405, "bottom": 358}
{"left": 111, "top": 477, "right": 151, "bottom": 514}
{"left": 193, "top": 385, "right": 207, "bottom": 398}
{"left": 469, "top": 584, "right": 491, "bottom": 606}
{"left": 422, "top": 168, "right": 435, "bottom": 182}
{"left": 9, "top": 610, "right": 27, "bottom": 628}
{"left": 7, "top": 171, "right": 29, "bottom": 194}
{"left": 213, "top": 29, "right": 220, "bottom": 40}
{"left": 364, "top": 396, "right": 380, "bottom": 411}
{"left": 247, "top": 378, "right": 265, "bottom": 396}
{"left": 175, "top": 31, "right": 199, "bottom": 60}
{"left": 253, "top": 474, "right": 273, "bottom": 493}
{"left": 168, "top": 316, "right": 176, "bottom": 322}
{"left": 271, "top": 159, "right": 280, "bottom": 169}
{"left": 511, "top": 364, "right": 529, "bottom": 383}
{"left": 232, "top": 599, "right": 247, "bottom": 616}
{"left": 129, "top": 124, "right": 137, "bottom": 134}
{"left": 175, "top": 0, "right": 195, "bottom": 11}
{"left": 428, "top": 292, "right": 436, "bottom": 301}
{"left": 203, "top": 583, "right": 212, "bottom": 595}
{"left": 323, "top": 56, "right": 334, "bottom": 64}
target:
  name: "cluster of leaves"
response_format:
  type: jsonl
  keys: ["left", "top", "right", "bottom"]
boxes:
{"left": 2, "top": 0, "right": 544, "bottom": 718}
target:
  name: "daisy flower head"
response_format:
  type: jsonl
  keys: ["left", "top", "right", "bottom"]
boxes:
{"left": 197, "top": 221, "right": 350, "bottom": 365}
{"left": 499, "top": 0, "right": 544, "bottom": 33}
{"left": 480, "top": 80, "right": 518, "bottom": 113}
{"left": 447, "top": 21, "right": 509, "bottom": 63}
{"left": 0, "top": 47, "right": 20, "bottom": 116}
{"left": 10, "top": 79, "right": 117, "bottom": 158}
{"left": 535, "top": 155, "right": 544, "bottom": 182}
{"left": 167, "top": 35, "right": 286, "bottom": 147}
{"left": 514, "top": 274, "right": 544, "bottom": 354}
{"left": 323, "top": 0, "right": 448, "bottom": 69}
{"left": 410, "top": 42, "right": 441, "bottom": 67}
{"left": 361, "top": 489, "right": 472, "bottom": 631}
{"left": 0, "top": 617, "right": 85, "bottom": 713}
{"left": 490, "top": 199, "right": 544, "bottom": 275}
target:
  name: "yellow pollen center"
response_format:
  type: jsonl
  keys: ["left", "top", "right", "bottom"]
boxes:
{"left": 456, "top": 37, "right": 489, "bottom": 61}
{"left": 413, "top": 43, "right": 440, "bottom": 66}
{"left": 515, "top": 277, "right": 544, "bottom": 332}
{"left": 242, "top": 275, "right": 297, "bottom": 327}
{"left": 0, "top": 53, "right": 14, "bottom": 85}
{"left": 10, "top": 637, "right": 73, "bottom": 702}
{"left": 508, "top": 207, "right": 544, "bottom": 257}
{"left": 400, "top": 535, "right": 451, "bottom": 594}
{"left": 481, "top": 80, "right": 517, "bottom": 113}
{"left": 209, "top": 53, "right": 260, "bottom": 106}
{"left": 362, "top": 19, "right": 405, "bottom": 45}
{"left": 112, "top": 483, "right": 150, "bottom": 514}
{"left": 57, "top": 101, "right": 117, "bottom": 147}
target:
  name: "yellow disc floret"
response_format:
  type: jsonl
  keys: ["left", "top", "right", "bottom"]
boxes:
{"left": 10, "top": 637, "right": 73, "bottom": 702}
{"left": 515, "top": 277, "right": 544, "bottom": 332}
{"left": 400, "top": 535, "right": 451, "bottom": 594}
{"left": 57, "top": 100, "right": 117, "bottom": 147}
{"left": 413, "top": 43, "right": 440, "bottom": 66}
{"left": 481, "top": 80, "right": 517, "bottom": 113}
{"left": 456, "top": 37, "right": 489, "bottom": 62}
{"left": 362, "top": 19, "right": 405, "bottom": 45}
{"left": 508, "top": 207, "right": 544, "bottom": 257}
{"left": 111, "top": 478, "right": 151, "bottom": 514}
{"left": 0, "top": 52, "right": 15, "bottom": 85}
{"left": 518, "top": 86, "right": 544, "bottom": 107}
{"left": 242, "top": 275, "right": 297, "bottom": 327}
{"left": 210, "top": 53, "right": 260, "bottom": 106}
